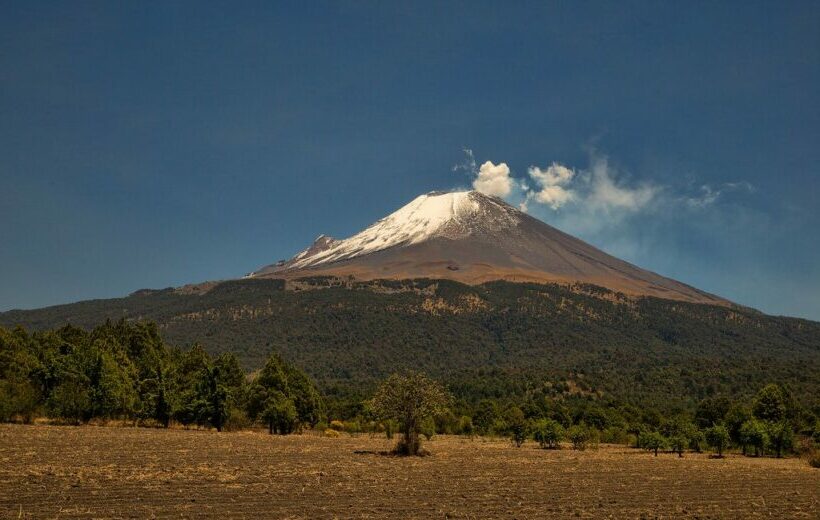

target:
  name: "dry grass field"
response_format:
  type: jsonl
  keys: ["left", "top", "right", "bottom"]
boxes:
{"left": 0, "top": 424, "right": 817, "bottom": 519}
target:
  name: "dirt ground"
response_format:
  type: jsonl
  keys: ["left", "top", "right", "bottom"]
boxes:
{"left": 0, "top": 424, "right": 817, "bottom": 519}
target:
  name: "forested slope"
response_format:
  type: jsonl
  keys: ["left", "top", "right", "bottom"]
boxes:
{"left": 2, "top": 278, "right": 818, "bottom": 412}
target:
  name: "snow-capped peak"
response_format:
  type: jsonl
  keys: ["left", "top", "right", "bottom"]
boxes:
{"left": 284, "top": 190, "right": 520, "bottom": 270}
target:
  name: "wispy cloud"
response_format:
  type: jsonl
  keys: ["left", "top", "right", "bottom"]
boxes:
{"left": 685, "top": 181, "right": 755, "bottom": 208}
{"left": 456, "top": 148, "right": 753, "bottom": 225}
{"left": 527, "top": 163, "right": 576, "bottom": 209}
{"left": 452, "top": 147, "right": 477, "bottom": 176}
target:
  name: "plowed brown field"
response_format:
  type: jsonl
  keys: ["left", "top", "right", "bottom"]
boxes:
{"left": 0, "top": 424, "right": 817, "bottom": 519}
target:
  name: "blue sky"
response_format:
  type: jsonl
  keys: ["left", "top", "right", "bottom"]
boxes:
{"left": 1, "top": 1, "right": 818, "bottom": 320}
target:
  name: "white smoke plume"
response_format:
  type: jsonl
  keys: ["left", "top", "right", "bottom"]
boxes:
{"left": 472, "top": 160, "right": 513, "bottom": 197}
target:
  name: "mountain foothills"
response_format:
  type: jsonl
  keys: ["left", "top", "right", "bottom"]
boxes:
{"left": 0, "top": 190, "right": 818, "bottom": 421}
{"left": 1, "top": 278, "right": 818, "bottom": 414}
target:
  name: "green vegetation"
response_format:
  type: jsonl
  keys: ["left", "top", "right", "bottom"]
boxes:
{"left": 0, "top": 321, "right": 322, "bottom": 432}
{"left": 2, "top": 278, "right": 818, "bottom": 424}
{"left": 369, "top": 372, "right": 451, "bottom": 455}
{"left": 567, "top": 424, "right": 596, "bottom": 451}
{"left": 640, "top": 431, "right": 666, "bottom": 456}
{"left": 705, "top": 425, "right": 730, "bottom": 457}
{"left": 532, "top": 418, "right": 564, "bottom": 449}
{"left": 1, "top": 307, "right": 818, "bottom": 463}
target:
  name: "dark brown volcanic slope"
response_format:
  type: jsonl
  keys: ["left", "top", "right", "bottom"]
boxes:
{"left": 250, "top": 190, "right": 726, "bottom": 305}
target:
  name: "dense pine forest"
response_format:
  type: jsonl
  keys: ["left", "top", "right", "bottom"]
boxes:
{"left": 2, "top": 278, "right": 818, "bottom": 417}
{"left": 0, "top": 321, "right": 323, "bottom": 433}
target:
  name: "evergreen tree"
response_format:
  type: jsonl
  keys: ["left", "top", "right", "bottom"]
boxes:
{"left": 261, "top": 391, "right": 298, "bottom": 434}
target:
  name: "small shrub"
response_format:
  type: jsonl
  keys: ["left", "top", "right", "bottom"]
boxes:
{"left": 223, "top": 408, "right": 251, "bottom": 432}
{"left": 329, "top": 420, "right": 345, "bottom": 431}
{"left": 568, "top": 424, "right": 592, "bottom": 451}
{"left": 420, "top": 416, "right": 436, "bottom": 441}
{"left": 669, "top": 435, "right": 687, "bottom": 457}
{"left": 808, "top": 449, "right": 820, "bottom": 469}
{"left": 505, "top": 407, "right": 527, "bottom": 447}
{"left": 457, "top": 416, "right": 474, "bottom": 437}
{"left": 383, "top": 419, "right": 399, "bottom": 439}
{"left": 600, "top": 426, "right": 629, "bottom": 445}
{"left": 532, "top": 419, "right": 564, "bottom": 449}
{"left": 343, "top": 420, "right": 362, "bottom": 436}
{"left": 324, "top": 428, "right": 340, "bottom": 438}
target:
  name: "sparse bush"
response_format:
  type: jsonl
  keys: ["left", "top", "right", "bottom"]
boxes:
{"left": 491, "top": 418, "right": 508, "bottom": 437}
{"left": 383, "top": 419, "right": 398, "bottom": 439}
{"left": 0, "top": 379, "right": 39, "bottom": 423}
{"left": 600, "top": 426, "right": 629, "bottom": 445}
{"left": 223, "top": 408, "right": 251, "bottom": 431}
{"left": 807, "top": 449, "right": 820, "bottom": 468}
{"left": 457, "top": 416, "right": 474, "bottom": 437}
{"left": 568, "top": 424, "right": 594, "bottom": 451}
{"left": 506, "top": 407, "right": 528, "bottom": 447}
{"left": 434, "top": 410, "right": 458, "bottom": 435}
{"left": 329, "top": 420, "right": 345, "bottom": 431}
{"left": 420, "top": 416, "right": 436, "bottom": 441}
{"left": 669, "top": 435, "right": 687, "bottom": 457}
{"left": 343, "top": 420, "right": 362, "bottom": 436}
{"left": 324, "top": 428, "right": 340, "bottom": 438}
{"left": 532, "top": 419, "right": 564, "bottom": 449}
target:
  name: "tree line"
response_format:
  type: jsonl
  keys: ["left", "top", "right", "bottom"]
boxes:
{"left": 1, "top": 321, "right": 818, "bottom": 462}
{"left": 0, "top": 321, "right": 322, "bottom": 432}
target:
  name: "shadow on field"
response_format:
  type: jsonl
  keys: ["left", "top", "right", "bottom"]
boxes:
{"left": 353, "top": 449, "right": 393, "bottom": 456}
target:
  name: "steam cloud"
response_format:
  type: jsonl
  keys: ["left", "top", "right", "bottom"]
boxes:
{"left": 454, "top": 148, "right": 751, "bottom": 226}
{"left": 527, "top": 163, "right": 576, "bottom": 209}
{"left": 472, "top": 160, "right": 514, "bottom": 197}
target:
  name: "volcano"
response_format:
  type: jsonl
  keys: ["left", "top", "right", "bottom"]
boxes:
{"left": 249, "top": 190, "right": 725, "bottom": 305}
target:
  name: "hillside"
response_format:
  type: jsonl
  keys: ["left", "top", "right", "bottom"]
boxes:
{"left": 2, "top": 278, "right": 818, "bottom": 412}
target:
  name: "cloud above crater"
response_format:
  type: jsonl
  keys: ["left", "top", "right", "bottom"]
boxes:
{"left": 472, "top": 160, "right": 514, "bottom": 197}
{"left": 455, "top": 148, "right": 753, "bottom": 238}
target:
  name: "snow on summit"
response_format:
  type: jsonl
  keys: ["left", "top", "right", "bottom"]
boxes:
{"left": 247, "top": 189, "right": 727, "bottom": 305}
{"left": 277, "top": 191, "right": 520, "bottom": 270}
